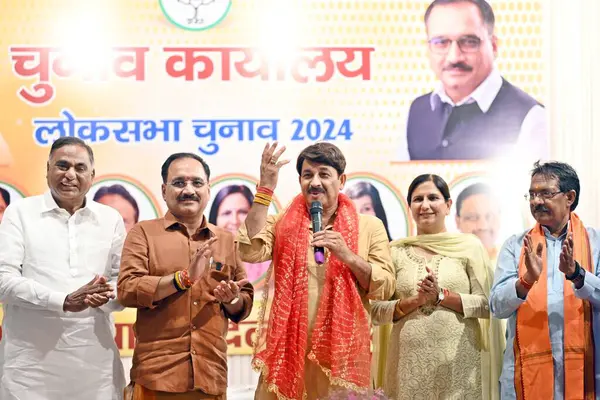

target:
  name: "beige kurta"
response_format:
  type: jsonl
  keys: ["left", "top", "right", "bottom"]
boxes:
{"left": 237, "top": 213, "right": 395, "bottom": 400}
{"left": 371, "top": 245, "right": 489, "bottom": 400}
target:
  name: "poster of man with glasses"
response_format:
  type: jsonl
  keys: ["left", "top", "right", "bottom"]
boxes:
{"left": 399, "top": 0, "right": 549, "bottom": 161}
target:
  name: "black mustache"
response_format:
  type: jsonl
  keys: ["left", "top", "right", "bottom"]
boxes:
{"left": 444, "top": 62, "right": 473, "bottom": 72}
{"left": 534, "top": 205, "right": 549, "bottom": 213}
{"left": 309, "top": 187, "right": 325, "bottom": 193}
{"left": 178, "top": 195, "right": 199, "bottom": 201}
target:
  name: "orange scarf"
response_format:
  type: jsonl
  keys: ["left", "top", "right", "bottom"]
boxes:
{"left": 252, "top": 194, "right": 371, "bottom": 400}
{"left": 514, "top": 213, "right": 595, "bottom": 399}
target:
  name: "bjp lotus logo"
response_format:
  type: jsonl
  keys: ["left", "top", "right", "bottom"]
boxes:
{"left": 159, "top": 0, "right": 232, "bottom": 31}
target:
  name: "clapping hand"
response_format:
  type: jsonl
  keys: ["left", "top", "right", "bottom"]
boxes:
{"left": 416, "top": 267, "right": 439, "bottom": 305}
{"left": 558, "top": 233, "right": 576, "bottom": 277}
{"left": 214, "top": 279, "right": 249, "bottom": 304}
{"left": 64, "top": 275, "right": 114, "bottom": 312}
{"left": 189, "top": 236, "right": 219, "bottom": 281}
{"left": 523, "top": 233, "right": 544, "bottom": 283}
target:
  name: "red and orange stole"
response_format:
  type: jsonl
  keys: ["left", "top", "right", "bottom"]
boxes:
{"left": 514, "top": 213, "right": 595, "bottom": 400}
{"left": 252, "top": 194, "right": 371, "bottom": 400}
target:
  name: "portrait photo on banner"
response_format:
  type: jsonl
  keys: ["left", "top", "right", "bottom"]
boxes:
{"left": 0, "top": 182, "right": 26, "bottom": 224}
{"left": 344, "top": 174, "right": 410, "bottom": 241}
{"left": 396, "top": 0, "right": 548, "bottom": 162}
{"left": 206, "top": 175, "right": 281, "bottom": 288}
{"left": 447, "top": 172, "right": 532, "bottom": 262}
{"left": 87, "top": 176, "right": 162, "bottom": 233}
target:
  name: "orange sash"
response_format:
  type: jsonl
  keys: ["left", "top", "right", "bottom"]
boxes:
{"left": 252, "top": 194, "right": 371, "bottom": 400}
{"left": 514, "top": 213, "right": 595, "bottom": 399}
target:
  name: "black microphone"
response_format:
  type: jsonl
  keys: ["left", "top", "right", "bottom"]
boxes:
{"left": 310, "top": 201, "right": 325, "bottom": 264}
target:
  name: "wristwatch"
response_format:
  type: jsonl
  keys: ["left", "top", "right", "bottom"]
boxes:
{"left": 435, "top": 288, "right": 445, "bottom": 306}
{"left": 566, "top": 261, "right": 585, "bottom": 283}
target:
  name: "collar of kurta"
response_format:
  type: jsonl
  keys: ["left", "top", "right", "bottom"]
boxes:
{"left": 162, "top": 211, "right": 216, "bottom": 238}
{"left": 540, "top": 220, "right": 569, "bottom": 240}
{"left": 41, "top": 190, "right": 98, "bottom": 221}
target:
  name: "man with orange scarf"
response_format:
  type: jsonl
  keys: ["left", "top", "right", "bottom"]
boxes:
{"left": 490, "top": 161, "right": 600, "bottom": 400}
{"left": 237, "top": 142, "right": 395, "bottom": 400}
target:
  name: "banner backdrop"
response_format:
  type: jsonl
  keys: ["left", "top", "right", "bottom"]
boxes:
{"left": 0, "top": 0, "right": 545, "bottom": 357}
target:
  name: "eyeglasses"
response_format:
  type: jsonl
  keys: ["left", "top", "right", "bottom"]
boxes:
{"left": 168, "top": 179, "right": 206, "bottom": 189}
{"left": 427, "top": 35, "right": 483, "bottom": 54}
{"left": 524, "top": 191, "right": 563, "bottom": 202}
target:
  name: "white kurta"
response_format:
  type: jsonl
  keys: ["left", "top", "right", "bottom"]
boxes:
{"left": 0, "top": 191, "right": 126, "bottom": 400}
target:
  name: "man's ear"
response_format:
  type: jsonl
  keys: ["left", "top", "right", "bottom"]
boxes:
{"left": 339, "top": 173, "right": 347, "bottom": 191}
{"left": 491, "top": 34, "right": 498, "bottom": 58}
{"left": 565, "top": 190, "right": 576, "bottom": 209}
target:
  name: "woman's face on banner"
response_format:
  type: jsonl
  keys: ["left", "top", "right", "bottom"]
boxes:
{"left": 216, "top": 192, "right": 251, "bottom": 233}
{"left": 351, "top": 194, "right": 376, "bottom": 217}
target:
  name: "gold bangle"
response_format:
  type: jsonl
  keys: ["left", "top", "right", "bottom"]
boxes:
{"left": 253, "top": 197, "right": 271, "bottom": 207}
{"left": 254, "top": 193, "right": 272, "bottom": 202}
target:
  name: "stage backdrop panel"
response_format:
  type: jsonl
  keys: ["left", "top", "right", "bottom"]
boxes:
{"left": 0, "top": 0, "right": 546, "bottom": 386}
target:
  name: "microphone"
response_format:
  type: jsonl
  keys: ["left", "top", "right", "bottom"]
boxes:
{"left": 310, "top": 201, "right": 325, "bottom": 264}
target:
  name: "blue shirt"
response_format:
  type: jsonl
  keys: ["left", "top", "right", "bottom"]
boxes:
{"left": 489, "top": 226, "right": 600, "bottom": 399}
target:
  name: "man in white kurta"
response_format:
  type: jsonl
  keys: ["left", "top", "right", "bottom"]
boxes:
{"left": 0, "top": 137, "right": 126, "bottom": 400}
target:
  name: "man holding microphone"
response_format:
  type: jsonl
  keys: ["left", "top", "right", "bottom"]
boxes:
{"left": 237, "top": 142, "right": 395, "bottom": 400}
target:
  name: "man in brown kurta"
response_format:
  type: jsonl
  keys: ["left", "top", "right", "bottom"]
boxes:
{"left": 118, "top": 153, "right": 253, "bottom": 400}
